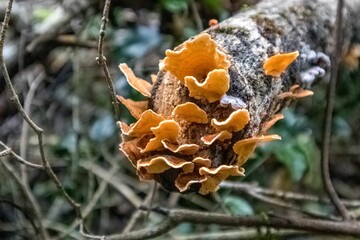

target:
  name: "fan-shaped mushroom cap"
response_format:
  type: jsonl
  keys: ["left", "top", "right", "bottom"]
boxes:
{"left": 198, "top": 165, "right": 245, "bottom": 195}
{"left": 211, "top": 109, "right": 250, "bottom": 132}
{"left": 184, "top": 69, "right": 230, "bottom": 103}
{"left": 162, "top": 140, "right": 200, "bottom": 155}
{"left": 233, "top": 135, "right": 281, "bottom": 166}
{"left": 175, "top": 173, "right": 207, "bottom": 192}
{"left": 137, "top": 156, "right": 194, "bottom": 174}
{"left": 277, "top": 84, "right": 314, "bottom": 100}
{"left": 117, "top": 96, "right": 148, "bottom": 120}
{"left": 201, "top": 131, "right": 232, "bottom": 145}
{"left": 172, "top": 102, "right": 208, "bottom": 123}
{"left": 118, "top": 110, "right": 165, "bottom": 137}
{"left": 160, "top": 33, "right": 230, "bottom": 84}
{"left": 119, "top": 139, "right": 142, "bottom": 167}
{"left": 260, "top": 114, "right": 284, "bottom": 134}
{"left": 263, "top": 51, "right": 299, "bottom": 77}
{"left": 192, "top": 157, "right": 212, "bottom": 168}
{"left": 141, "top": 120, "right": 181, "bottom": 153}
{"left": 119, "top": 63, "right": 152, "bottom": 97}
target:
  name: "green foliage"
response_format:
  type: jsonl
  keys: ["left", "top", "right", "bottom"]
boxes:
{"left": 224, "top": 196, "right": 254, "bottom": 216}
{"left": 261, "top": 109, "right": 321, "bottom": 188}
{"left": 32, "top": 8, "right": 53, "bottom": 23}
{"left": 161, "top": 0, "right": 188, "bottom": 13}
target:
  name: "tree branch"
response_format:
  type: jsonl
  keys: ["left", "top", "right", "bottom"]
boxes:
{"left": 320, "top": 0, "right": 352, "bottom": 220}
{"left": 0, "top": 0, "right": 81, "bottom": 222}
{"left": 96, "top": 0, "right": 120, "bottom": 120}
{"left": 221, "top": 181, "right": 360, "bottom": 208}
{"left": 103, "top": 208, "right": 360, "bottom": 240}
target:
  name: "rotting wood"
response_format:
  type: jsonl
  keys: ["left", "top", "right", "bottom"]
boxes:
{"left": 120, "top": 0, "right": 360, "bottom": 194}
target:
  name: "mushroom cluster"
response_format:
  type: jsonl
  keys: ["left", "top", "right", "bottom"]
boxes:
{"left": 117, "top": 33, "right": 304, "bottom": 195}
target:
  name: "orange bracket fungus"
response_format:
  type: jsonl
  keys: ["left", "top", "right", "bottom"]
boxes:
{"left": 263, "top": 51, "right": 299, "bottom": 77}
{"left": 201, "top": 131, "right": 232, "bottom": 145}
{"left": 119, "top": 63, "right": 152, "bottom": 97}
{"left": 160, "top": 33, "right": 230, "bottom": 84}
{"left": 233, "top": 135, "right": 281, "bottom": 166}
{"left": 211, "top": 109, "right": 250, "bottom": 132}
{"left": 117, "top": 96, "right": 147, "bottom": 120}
{"left": 172, "top": 102, "right": 208, "bottom": 123}
{"left": 277, "top": 84, "right": 314, "bottom": 100}
{"left": 184, "top": 69, "right": 230, "bottom": 103}
{"left": 140, "top": 120, "right": 180, "bottom": 153}
{"left": 117, "top": 29, "right": 308, "bottom": 195}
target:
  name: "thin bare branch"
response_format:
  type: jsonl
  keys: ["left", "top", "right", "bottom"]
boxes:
{"left": 0, "top": 0, "right": 81, "bottom": 221}
{"left": 0, "top": 141, "right": 43, "bottom": 169}
{"left": 321, "top": 0, "right": 352, "bottom": 220}
{"left": 0, "top": 160, "right": 49, "bottom": 239}
{"left": 172, "top": 229, "right": 311, "bottom": 240}
{"left": 0, "top": 147, "right": 12, "bottom": 157}
{"left": 96, "top": 0, "right": 120, "bottom": 119}
{"left": 122, "top": 182, "right": 158, "bottom": 233}
{"left": 221, "top": 181, "right": 360, "bottom": 208}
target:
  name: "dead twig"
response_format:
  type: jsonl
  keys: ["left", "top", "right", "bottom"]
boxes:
{"left": 320, "top": 0, "right": 352, "bottom": 220}
{"left": 220, "top": 181, "right": 360, "bottom": 208}
{"left": 0, "top": 160, "right": 49, "bottom": 239}
{"left": 0, "top": 0, "right": 81, "bottom": 222}
{"left": 122, "top": 182, "right": 158, "bottom": 233}
{"left": 0, "top": 139, "right": 43, "bottom": 171}
{"left": 96, "top": 0, "right": 120, "bottom": 120}
{"left": 103, "top": 208, "right": 360, "bottom": 240}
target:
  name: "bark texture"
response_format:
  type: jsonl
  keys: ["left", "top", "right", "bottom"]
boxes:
{"left": 130, "top": 0, "right": 360, "bottom": 193}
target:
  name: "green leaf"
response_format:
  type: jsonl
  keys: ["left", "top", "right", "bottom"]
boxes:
{"left": 273, "top": 141, "right": 308, "bottom": 182}
{"left": 297, "top": 133, "right": 321, "bottom": 189}
{"left": 161, "top": 0, "right": 188, "bottom": 13}
{"left": 224, "top": 196, "right": 254, "bottom": 216}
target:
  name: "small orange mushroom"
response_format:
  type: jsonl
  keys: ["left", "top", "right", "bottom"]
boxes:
{"left": 211, "top": 109, "right": 250, "bottom": 132}
{"left": 119, "top": 63, "right": 152, "bottom": 97}
{"left": 263, "top": 51, "right": 299, "bottom": 77}
{"left": 233, "top": 134, "right": 281, "bottom": 166}
{"left": 160, "top": 33, "right": 230, "bottom": 84}
{"left": 277, "top": 84, "right": 314, "bottom": 100}
{"left": 208, "top": 19, "right": 219, "bottom": 27}
{"left": 290, "top": 90, "right": 314, "bottom": 99}
{"left": 172, "top": 102, "right": 208, "bottom": 123}
{"left": 141, "top": 120, "right": 181, "bottom": 152}
{"left": 184, "top": 69, "right": 230, "bottom": 103}
{"left": 137, "top": 156, "right": 194, "bottom": 174}
{"left": 162, "top": 140, "right": 200, "bottom": 155}
{"left": 117, "top": 95, "right": 148, "bottom": 120}
{"left": 201, "top": 131, "right": 232, "bottom": 145}
{"left": 118, "top": 110, "right": 165, "bottom": 137}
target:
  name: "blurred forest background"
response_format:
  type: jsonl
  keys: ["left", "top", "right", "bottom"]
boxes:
{"left": 1, "top": 0, "right": 360, "bottom": 239}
